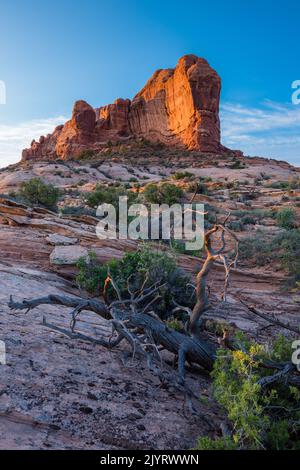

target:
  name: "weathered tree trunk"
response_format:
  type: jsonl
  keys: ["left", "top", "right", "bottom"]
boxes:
{"left": 7, "top": 222, "right": 299, "bottom": 388}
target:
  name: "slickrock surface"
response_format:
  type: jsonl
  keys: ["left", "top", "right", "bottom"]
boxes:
{"left": 0, "top": 263, "right": 220, "bottom": 450}
{"left": 22, "top": 55, "right": 235, "bottom": 161}
{"left": 0, "top": 199, "right": 223, "bottom": 449}
{"left": 49, "top": 245, "right": 89, "bottom": 265}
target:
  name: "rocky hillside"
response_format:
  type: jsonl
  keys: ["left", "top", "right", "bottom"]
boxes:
{"left": 0, "top": 141, "right": 299, "bottom": 449}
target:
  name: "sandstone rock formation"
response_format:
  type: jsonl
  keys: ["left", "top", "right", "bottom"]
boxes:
{"left": 22, "top": 55, "right": 232, "bottom": 161}
{"left": 129, "top": 55, "right": 222, "bottom": 152}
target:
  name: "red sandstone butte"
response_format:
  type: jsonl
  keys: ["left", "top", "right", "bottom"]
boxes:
{"left": 22, "top": 55, "right": 234, "bottom": 161}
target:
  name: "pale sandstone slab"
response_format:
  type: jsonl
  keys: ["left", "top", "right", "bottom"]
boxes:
{"left": 49, "top": 245, "right": 88, "bottom": 265}
{"left": 46, "top": 233, "right": 78, "bottom": 246}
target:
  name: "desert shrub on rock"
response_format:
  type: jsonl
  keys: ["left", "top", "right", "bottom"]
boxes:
{"left": 239, "top": 229, "right": 300, "bottom": 285}
{"left": 276, "top": 229, "right": 300, "bottom": 284}
{"left": 276, "top": 207, "right": 297, "bottom": 230}
{"left": 197, "top": 334, "right": 300, "bottom": 450}
{"left": 85, "top": 183, "right": 138, "bottom": 209}
{"left": 60, "top": 205, "right": 96, "bottom": 217}
{"left": 143, "top": 182, "right": 183, "bottom": 205}
{"left": 18, "top": 177, "right": 59, "bottom": 210}
{"left": 187, "top": 181, "right": 208, "bottom": 195}
{"left": 172, "top": 171, "right": 194, "bottom": 180}
{"left": 227, "top": 220, "right": 244, "bottom": 232}
{"left": 76, "top": 245, "right": 194, "bottom": 318}
{"left": 196, "top": 436, "right": 238, "bottom": 450}
{"left": 228, "top": 159, "right": 246, "bottom": 169}
{"left": 76, "top": 149, "right": 95, "bottom": 160}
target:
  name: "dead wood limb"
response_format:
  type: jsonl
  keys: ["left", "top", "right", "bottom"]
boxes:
{"left": 8, "top": 221, "right": 299, "bottom": 391}
{"left": 8, "top": 294, "right": 111, "bottom": 319}
{"left": 258, "top": 363, "right": 295, "bottom": 388}
{"left": 42, "top": 317, "right": 124, "bottom": 348}
{"left": 189, "top": 222, "right": 239, "bottom": 337}
{"left": 8, "top": 290, "right": 299, "bottom": 389}
{"left": 8, "top": 292, "right": 216, "bottom": 384}
{"left": 235, "top": 295, "right": 300, "bottom": 335}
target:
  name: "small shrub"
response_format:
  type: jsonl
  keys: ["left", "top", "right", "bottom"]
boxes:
{"left": 143, "top": 183, "right": 183, "bottom": 205}
{"left": 276, "top": 208, "right": 296, "bottom": 230}
{"left": 195, "top": 436, "right": 237, "bottom": 450}
{"left": 76, "top": 251, "right": 111, "bottom": 293}
{"left": 76, "top": 246, "right": 193, "bottom": 317}
{"left": 228, "top": 220, "right": 244, "bottom": 232}
{"left": 19, "top": 177, "right": 59, "bottom": 210}
{"left": 187, "top": 181, "right": 208, "bottom": 195}
{"left": 238, "top": 234, "right": 273, "bottom": 265}
{"left": 232, "top": 208, "right": 275, "bottom": 221}
{"left": 239, "top": 229, "right": 300, "bottom": 285}
{"left": 172, "top": 171, "right": 194, "bottom": 180}
{"left": 288, "top": 177, "right": 300, "bottom": 190}
{"left": 276, "top": 229, "right": 300, "bottom": 284}
{"left": 171, "top": 239, "right": 203, "bottom": 257}
{"left": 228, "top": 160, "right": 246, "bottom": 169}
{"left": 85, "top": 184, "right": 137, "bottom": 209}
{"left": 76, "top": 149, "right": 95, "bottom": 160}
{"left": 265, "top": 180, "right": 296, "bottom": 190}
{"left": 200, "top": 335, "right": 300, "bottom": 449}
{"left": 165, "top": 318, "right": 183, "bottom": 332}
{"left": 241, "top": 215, "right": 256, "bottom": 225}
{"left": 60, "top": 205, "right": 96, "bottom": 217}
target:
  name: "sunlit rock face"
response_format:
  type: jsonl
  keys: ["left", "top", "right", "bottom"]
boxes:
{"left": 129, "top": 55, "right": 223, "bottom": 152}
{"left": 22, "top": 55, "right": 231, "bottom": 161}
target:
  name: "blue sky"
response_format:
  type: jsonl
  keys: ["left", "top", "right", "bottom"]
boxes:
{"left": 0, "top": 0, "right": 299, "bottom": 167}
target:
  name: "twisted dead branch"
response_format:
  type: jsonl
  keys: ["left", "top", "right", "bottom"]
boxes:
{"left": 189, "top": 221, "right": 238, "bottom": 337}
{"left": 235, "top": 295, "right": 300, "bottom": 336}
{"left": 7, "top": 222, "right": 299, "bottom": 389}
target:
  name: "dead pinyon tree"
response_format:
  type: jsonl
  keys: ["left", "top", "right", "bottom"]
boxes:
{"left": 8, "top": 222, "right": 300, "bottom": 392}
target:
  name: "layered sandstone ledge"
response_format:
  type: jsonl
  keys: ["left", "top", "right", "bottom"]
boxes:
{"left": 22, "top": 55, "right": 235, "bottom": 161}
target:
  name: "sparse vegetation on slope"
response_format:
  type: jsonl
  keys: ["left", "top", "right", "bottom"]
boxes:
{"left": 76, "top": 245, "right": 194, "bottom": 318}
{"left": 143, "top": 182, "right": 183, "bottom": 205}
{"left": 239, "top": 229, "right": 300, "bottom": 285}
{"left": 17, "top": 177, "right": 60, "bottom": 210}
{"left": 85, "top": 183, "right": 138, "bottom": 209}
{"left": 276, "top": 207, "right": 297, "bottom": 230}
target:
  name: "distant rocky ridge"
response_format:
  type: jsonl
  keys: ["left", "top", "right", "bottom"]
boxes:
{"left": 22, "top": 55, "right": 238, "bottom": 161}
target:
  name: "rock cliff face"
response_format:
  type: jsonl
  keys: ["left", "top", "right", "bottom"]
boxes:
{"left": 22, "top": 55, "right": 230, "bottom": 161}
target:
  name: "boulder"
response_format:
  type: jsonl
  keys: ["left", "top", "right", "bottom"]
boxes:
{"left": 49, "top": 245, "right": 89, "bottom": 265}
{"left": 46, "top": 234, "right": 79, "bottom": 246}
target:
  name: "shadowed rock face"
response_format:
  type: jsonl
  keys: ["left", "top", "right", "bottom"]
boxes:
{"left": 22, "top": 55, "right": 231, "bottom": 161}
